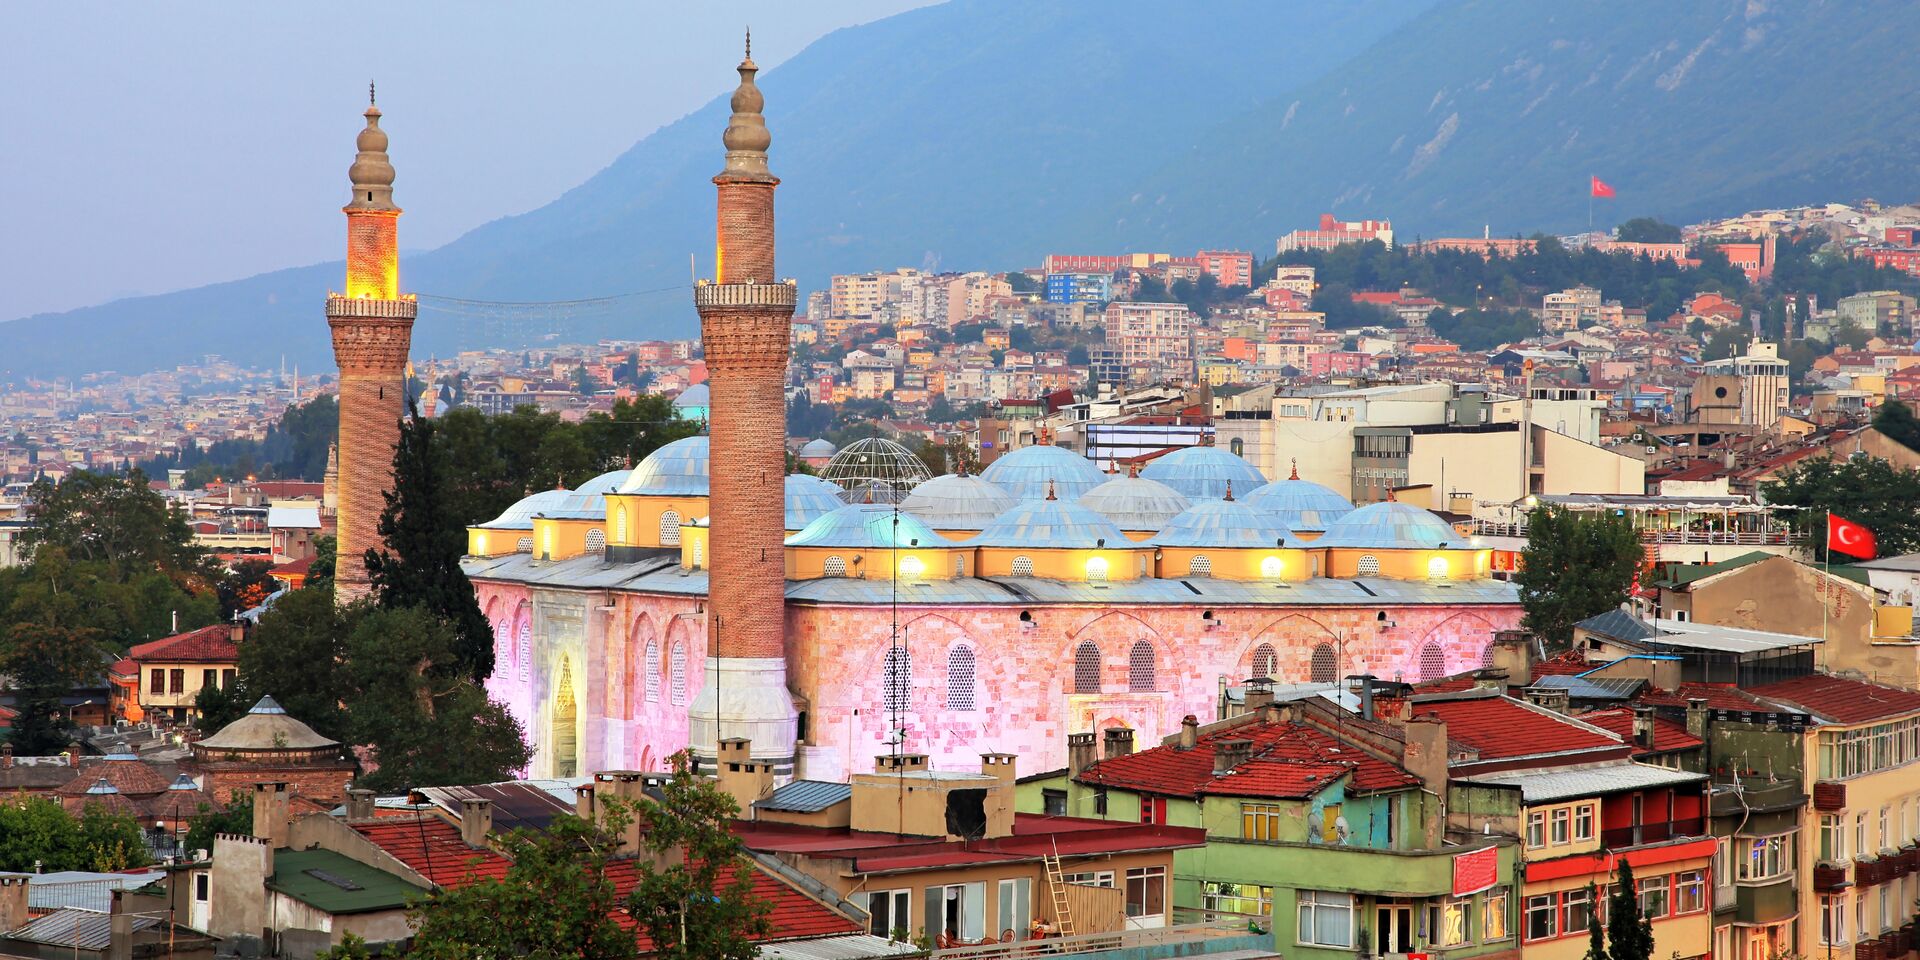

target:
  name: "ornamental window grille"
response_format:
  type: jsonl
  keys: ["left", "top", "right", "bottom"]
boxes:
{"left": 691, "top": 539, "right": 703, "bottom": 569}
{"left": 516, "top": 536, "right": 533, "bottom": 552}
{"left": 882, "top": 646, "right": 912, "bottom": 714}
{"left": 1012, "top": 555, "right": 1035, "bottom": 577}
{"left": 1128, "top": 640, "right": 1156, "bottom": 692}
{"left": 516, "top": 615, "right": 532, "bottom": 682}
{"left": 615, "top": 508, "right": 627, "bottom": 542}
{"left": 1310, "top": 643, "right": 1337, "bottom": 684}
{"left": 660, "top": 510, "right": 681, "bottom": 546}
{"left": 948, "top": 646, "right": 977, "bottom": 711}
{"left": 586, "top": 529, "right": 606, "bottom": 553}
{"left": 1419, "top": 642, "right": 1446, "bottom": 681}
{"left": 1356, "top": 554, "right": 1381, "bottom": 576}
{"left": 1189, "top": 555, "right": 1212, "bottom": 577}
{"left": 954, "top": 554, "right": 966, "bottom": 577}
{"left": 1479, "top": 643, "right": 1496, "bottom": 668}
{"left": 670, "top": 641, "right": 688, "bottom": 705}
{"left": 644, "top": 638, "right": 661, "bottom": 702}
{"left": 1251, "top": 643, "right": 1278, "bottom": 680}
{"left": 1073, "top": 641, "right": 1101, "bottom": 694}
{"left": 824, "top": 556, "right": 847, "bottom": 577}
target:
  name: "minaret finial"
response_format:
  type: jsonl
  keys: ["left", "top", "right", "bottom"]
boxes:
{"left": 720, "top": 32, "right": 771, "bottom": 177}
{"left": 1289, "top": 458, "right": 1299, "bottom": 481}
{"left": 1046, "top": 479, "right": 1057, "bottom": 501}
{"left": 745, "top": 26, "right": 751, "bottom": 61}
{"left": 369, "top": 79, "right": 376, "bottom": 105}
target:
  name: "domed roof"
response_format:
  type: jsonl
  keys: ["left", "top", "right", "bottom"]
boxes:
{"left": 673, "top": 383, "right": 710, "bottom": 408}
{"left": 1245, "top": 473, "right": 1355, "bottom": 532}
{"left": 618, "top": 436, "right": 709, "bottom": 496}
{"left": 546, "top": 469, "right": 632, "bottom": 520}
{"left": 967, "top": 496, "right": 1130, "bottom": 550}
{"left": 785, "top": 474, "right": 846, "bottom": 530}
{"left": 477, "top": 488, "right": 572, "bottom": 530}
{"left": 1313, "top": 500, "right": 1463, "bottom": 550}
{"left": 978, "top": 445, "right": 1107, "bottom": 502}
{"left": 798, "top": 438, "right": 837, "bottom": 458}
{"left": 195, "top": 695, "right": 340, "bottom": 753}
{"left": 899, "top": 474, "right": 1018, "bottom": 531}
{"left": 1077, "top": 475, "right": 1191, "bottom": 532}
{"left": 786, "top": 503, "right": 946, "bottom": 549}
{"left": 575, "top": 469, "right": 631, "bottom": 495}
{"left": 1149, "top": 498, "right": 1301, "bottom": 549}
{"left": 1139, "top": 445, "right": 1268, "bottom": 500}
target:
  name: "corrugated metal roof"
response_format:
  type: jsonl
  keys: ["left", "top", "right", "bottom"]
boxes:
{"left": 1529, "top": 674, "right": 1645, "bottom": 700}
{"left": 1640, "top": 619, "right": 1823, "bottom": 653}
{"left": 414, "top": 781, "right": 573, "bottom": 832}
{"left": 756, "top": 934, "right": 922, "bottom": 960}
{"left": 13, "top": 909, "right": 159, "bottom": 950}
{"left": 1462, "top": 762, "right": 1707, "bottom": 803}
{"left": 1575, "top": 609, "right": 1656, "bottom": 643}
{"left": 756, "top": 780, "right": 853, "bottom": 813}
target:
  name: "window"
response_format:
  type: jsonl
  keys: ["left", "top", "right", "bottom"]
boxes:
{"left": 1128, "top": 640, "right": 1155, "bottom": 692}
{"left": 1261, "top": 555, "right": 1283, "bottom": 578}
{"left": 1041, "top": 789, "right": 1066, "bottom": 817}
{"left": 1309, "top": 643, "right": 1337, "bottom": 684}
{"left": 1093, "top": 790, "right": 1107, "bottom": 816}
{"left": 644, "top": 638, "right": 661, "bottom": 703}
{"left": 1418, "top": 642, "right": 1446, "bottom": 681}
{"left": 1821, "top": 814, "right": 1848, "bottom": 862}
{"left": 947, "top": 646, "right": 976, "bottom": 711}
{"left": 1139, "top": 797, "right": 1167, "bottom": 825}
{"left": 669, "top": 641, "right": 688, "bottom": 705}
{"left": 924, "top": 882, "right": 985, "bottom": 943}
{"left": 169, "top": 669, "right": 185, "bottom": 695}
{"left": 1188, "top": 555, "right": 1212, "bottom": 577}
{"left": 1574, "top": 803, "right": 1595, "bottom": 841}
{"left": 1740, "top": 834, "right": 1794, "bottom": 881}
{"left": 1882, "top": 806, "right": 1892, "bottom": 849}
{"left": 659, "top": 510, "right": 681, "bottom": 546}
{"left": 586, "top": 528, "right": 606, "bottom": 552}
{"left": 954, "top": 554, "right": 966, "bottom": 577}
{"left": 1297, "top": 890, "right": 1354, "bottom": 948}
{"left": 1676, "top": 870, "right": 1705, "bottom": 914}
{"left": 1250, "top": 643, "right": 1277, "bottom": 680}
{"left": 824, "top": 556, "right": 847, "bottom": 577}
{"left": 1427, "top": 899, "right": 1470, "bottom": 947}
{"left": 1637, "top": 875, "right": 1670, "bottom": 919}
{"left": 1551, "top": 807, "right": 1570, "bottom": 845}
{"left": 691, "top": 539, "right": 703, "bottom": 569}
{"left": 202, "top": 668, "right": 217, "bottom": 691}
{"left": 1242, "top": 803, "right": 1281, "bottom": 842}
{"left": 614, "top": 507, "right": 627, "bottom": 542}
{"left": 1856, "top": 813, "right": 1868, "bottom": 856}
{"left": 516, "top": 536, "right": 533, "bottom": 552}
{"left": 1524, "top": 894, "right": 1557, "bottom": 941}
{"left": 1085, "top": 556, "right": 1108, "bottom": 581}
{"left": 195, "top": 874, "right": 209, "bottom": 902}
{"left": 997, "top": 879, "right": 1031, "bottom": 941}
{"left": 1356, "top": 554, "right": 1380, "bottom": 576}
{"left": 1526, "top": 811, "right": 1546, "bottom": 848}
{"left": 1202, "top": 883, "right": 1273, "bottom": 918}
{"left": 517, "top": 616, "right": 531, "bottom": 682}
{"left": 1483, "top": 889, "right": 1510, "bottom": 941}
{"left": 1011, "top": 555, "right": 1034, "bottom": 577}
{"left": 1229, "top": 438, "right": 1245, "bottom": 456}
{"left": 1073, "top": 641, "right": 1100, "bottom": 694}
{"left": 1124, "top": 867, "right": 1165, "bottom": 919}
{"left": 1821, "top": 894, "right": 1848, "bottom": 946}
{"left": 1064, "top": 871, "right": 1114, "bottom": 887}
{"left": 866, "top": 889, "right": 910, "bottom": 938}
{"left": 150, "top": 669, "right": 165, "bottom": 695}
{"left": 1562, "top": 886, "right": 1593, "bottom": 934}
{"left": 882, "top": 647, "right": 912, "bottom": 713}
{"left": 221, "top": 668, "right": 235, "bottom": 689}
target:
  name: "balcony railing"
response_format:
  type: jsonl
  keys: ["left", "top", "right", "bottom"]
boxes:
{"left": 931, "top": 917, "right": 1260, "bottom": 960}
{"left": 1599, "top": 818, "right": 1706, "bottom": 849}
{"left": 1472, "top": 520, "right": 1803, "bottom": 545}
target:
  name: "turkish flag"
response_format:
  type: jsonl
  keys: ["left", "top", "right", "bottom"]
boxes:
{"left": 1591, "top": 176, "right": 1615, "bottom": 199}
{"left": 1829, "top": 513, "right": 1878, "bottom": 560}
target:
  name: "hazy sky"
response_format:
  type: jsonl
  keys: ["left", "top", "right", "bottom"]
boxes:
{"left": 0, "top": 2, "right": 931, "bottom": 322}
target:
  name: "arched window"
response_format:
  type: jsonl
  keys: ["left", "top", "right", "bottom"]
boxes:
{"left": 1073, "top": 641, "right": 1101, "bottom": 694}
{"left": 1188, "top": 555, "right": 1212, "bottom": 577}
{"left": 1427, "top": 555, "right": 1448, "bottom": 581}
{"left": 615, "top": 507, "right": 627, "bottom": 543}
{"left": 1251, "top": 643, "right": 1278, "bottom": 680}
{"left": 669, "top": 641, "right": 688, "bottom": 705}
{"left": 824, "top": 556, "right": 847, "bottom": 577}
{"left": 586, "top": 528, "right": 606, "bottom": 552}
{"left": 691, "top": 539, "right": 704, "bottom": 569}
{"left": 1309, "top": 643, "right": 1337, "bottom": 684}
{"left": 517, "top": 615, "right": 532, "bottom": 682}
{"left": 947, "top": 646, "right": 977, "bottom": 711}
{"left": 1356, "top": 554, "right": 1381, "bottom": 576}
{"left": 494, "top": 619, "right": 512, "bottom": 667}
{"left": 644, "top": 637, "right": 661, "bottom": 702}
{"left": 1086, "top": 556, "right": 1109, "bottom": 581}
{"left": 954, "top": 554, "right": 966, "bottom": 577}
{"left": 1479, "top": 642, "right": 1495, "bottom": 668}
{"left": 660, "top": 510, "right": 681, "bottom": 546}
{"left": 1128, "top": 640, "right": 1156, "bottom": 692}
{"left": 1229, "top": 437, "right": 1245, "bottom": 456}
{"left": 1261, "top": 555, "right": 1283, "bottom": 579}
{"left": 1419, "top": 642, "right": 1446, "bottom": 681}
{"left": 1011, "top": 556, "right": 1035, "bottom": 577}
{"left": 882, "top": 647, "right": 912, "bottom": 714}
{"left": 517, "top": 536, "right": 533, "bottom": 552}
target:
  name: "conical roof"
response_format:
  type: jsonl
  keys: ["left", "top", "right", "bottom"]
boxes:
{"left": 196, "top": 696, "right": 340, "bottom": 752}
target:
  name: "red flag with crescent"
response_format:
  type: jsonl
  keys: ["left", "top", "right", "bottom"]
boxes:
{"left": 1590, "top": 176, "right": 1615, "bottom": 199}
{"left": 1828, "top": 513, "right": 1877, "bottom": 560}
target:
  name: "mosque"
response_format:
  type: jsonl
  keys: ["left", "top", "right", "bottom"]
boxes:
{"left": 323, "top": 47, "right": 1524, "bottom": 784}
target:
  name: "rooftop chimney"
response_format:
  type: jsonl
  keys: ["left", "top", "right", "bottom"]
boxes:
{"left": 1401, "top": 715, "right": 1449, "bottom": 849}
{"left": 1244, "top": 678, "right": 1275, "bottom": 714}
{"left": 1103, "top": 727, "right": 1135, "bottom": 760}
{"left": 592, "top": 771, "right": 649, "bottom": 854}
{"left": 1487, "top": 630, "right": 1536, "bottom": 686}
{"left": 251, "top": 781, "right": 291, "bottom": 849}
{"left": 874, "top": 754, "right": 929, "bottom": 774}
{"left": 1472, "top": 667, "right": 1509, "bottom": 691}
{"left": 1685, "top": 697, "right": 1711, "bottom": 739}
{"left": 0, "top": 876, "right": 28, "bottom": 935}
{"left": 717, "top": 738, "right": 774, "bottom": 814}
{"left": 1213, "top": 738, "right": 1254, "bottom": 775}
{"left": 1349, "top": 675, "right": 1378, "bottom": 722}
{"left": 1177, "top": 715, "right": 1200, "bottom": 751}
{"left": 1525, "top": 687, "right": 1571, "bottom": 715}
{"left": 345, "top": 789, "right": 376, "bottom": 823}
{"left": 228, "top": 616, "right": 246, "bottom": 647}
{"left": 981, "top": 753, "right": 1017, "bottom": 784}
{"left": 458, "top": 798, "right": 493, "bottom": 848}
{"left": 1632, "top": 705, "right": 1656, "bottom": 749}
{"left": 1067, "top": 733, "right": 1098, "bottom": 779}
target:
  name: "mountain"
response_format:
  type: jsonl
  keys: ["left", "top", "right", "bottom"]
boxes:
{"left": 1, "top": 0, "right": 1433, "bottom": 379}
{"left": 1112, "top": 0, "right": 1920, "bottom": 248}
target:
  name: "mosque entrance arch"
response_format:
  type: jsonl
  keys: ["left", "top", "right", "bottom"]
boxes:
{"left": 553, "top": 657, "right": 579, "bottom": 778}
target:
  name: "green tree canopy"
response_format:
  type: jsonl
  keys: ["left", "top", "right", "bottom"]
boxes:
{"left": 1613, "top": 217, "right": 1682, "bottom": 244}
{"left": 1872, "top": 399, "right": 1920, "bottom": 452}
{"left": 0, "top": 795, "right": 152, "bottom": 872}
{"left": 1602, "top": 860, "right": 1654, "bottom": 960}
{"left": 1761, "top": 455, "right": 1920, "bottom": 562}
{"left": 1426, "top": 306, "right": 1541, "bottom": 351}
{"left": 19, "top": 469, "right": 207, "bottom": 578}
{"left": 1513, "top": 506, "right": 1643, "bottom": 649}
{"left": 227, "top": 584, "right": 354, "bottom": 744}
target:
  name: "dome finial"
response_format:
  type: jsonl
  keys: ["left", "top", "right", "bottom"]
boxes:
{"left": 1224, "top": 479, "right": 1235, "bottom": 501}
{"left": 369, "top": 79, "right": 376, "bottom": 106}
{"left": 1289, "top": 458, "right": 1299, "bottom": 481}
{"left": 1385, "top": 486, "right": 1397, "bottom": 502}
{"left": 720, "top": 34, "right": 771, "bottom": 177}
{"left": 1046, "top": 479, "right": 1057, "bottom": 501}
{"left": 1128, "top": 462, "right": 1140, "bottom": 478}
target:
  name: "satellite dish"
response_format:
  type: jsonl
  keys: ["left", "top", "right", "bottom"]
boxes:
{"left": 1334, "top": 815, "right": 1352, "bottom": 844}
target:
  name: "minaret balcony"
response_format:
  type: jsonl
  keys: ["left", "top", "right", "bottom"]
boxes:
{"left": 693, "top": 279, "right": 797, "bottom": 309}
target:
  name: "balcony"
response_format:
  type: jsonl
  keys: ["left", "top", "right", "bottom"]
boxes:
{"left": 1815, "top": 861, "right": 1852, "bottom": 892}
{"left": 1814, "top": 781, "right": 1848, "bottom": 811}
{"left": 1733, "top": 877, "right": 1799, "bottom": 926}
{"left": 1600, "top": 818, "right": 1706, "bottom": 849}
{"left": 1470, "top": 519, "right": 1801, "bottom": 546}
{"left": 931, "top": 916, "right": 1266, "bottom": 960}
{"left": 1709, "top": 779, "right": 1804, "bottom": 817}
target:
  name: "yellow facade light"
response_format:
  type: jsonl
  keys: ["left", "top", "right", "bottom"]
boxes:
{"left": 475, "top": 533, "right": 488, "bottom": 555}
{"left": 1427, "top": 555, "right": 1449, "bottom": 580}
{"left": 1085, "top": 556, "right": 1110, "bottom": 581}
{"left": 898, "top": 555, "right": 925, "bottom": 580}
{"left": 1261, "top": 555, "right": 1283, "bottom": 579}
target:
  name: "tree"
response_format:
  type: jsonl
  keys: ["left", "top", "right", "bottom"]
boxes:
{"left": 230, "top": 584, "right": 354, "bottom": 744}
{"left": 1762, "top": 455, "right": 1920, "bottom": 561}
{"left": 1582, "top": 881, "right": 1605, "bottom": 960}
{"left": 1426, "top": 306, "right": 1540, "bottom": 350}
{"left": 0, "top": 795, "right": 152, "bottom": 872}
{"left": 365, "top": 406, "right": 496, "bottom": 681}
{"left": 1614, "top": 217, "right": 1681, "bottom": 244}
{"left": 183, "top": 791, "right": 253, "bottom": 855}
{"left": 217, "top": 559, "right": 277, "bottom": 618}
{"left": 1513, "top": 506, "right": 1643, "bottom": 649}
{"left": 1, "top": 619, "right": 109, "bottom": 754}
{"left": 19, "top": 469, "right": 207, "bottom": 577}
{"left": 308, "top": 534, "right": 337, "bottom": 593}
{"left": 627, "top": 752, "right": 774, "bottom": 960}
{"left": 1602, "top": 861, "right": 1654, "bottom": 960}
{"left": 1873, "top": 399, "right": 1920, "bottom": 452}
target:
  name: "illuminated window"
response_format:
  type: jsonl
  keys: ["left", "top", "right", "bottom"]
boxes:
{"left": 882, "top": 646, "right": 912, "bottom": 713}
{"left": 691, "top": 540, "right": 703, "bottom": 569}
{"left": 475, "top": 533, "right": 488, "bottom": 554}
{"left": 1419, "top": 642, "right": 1446, "bottom": 681}
{"left": 644, "top": 637, "right": 661, "bottom": 702}
{"left": 659, "top": 510, "right": 681, "bottom": 546}
{"left": 824, "top": 556, "right": 847, "bottom": 577}
{"left": 947, "top": 645, "right": 976, "bottom": 711}
{"left": 1261, "top": 555, "right": 1283, "bottom": 578}
{"left": 615, "top": 507, "right": 627, "bottom": 542}
{"left": 1356, "top": 554, "right": 1380, "bottom": 576}
{"left": 1011, "top": 555, "right": 1034, "bottom": 577}
{"left": 1251, "top": 643, "right": 1277, "bottom": 679}
{"left": 670, "top": 641, "right": 688, "bottom": 705}
{"left": 1086, "top": 556, "right": 1109, "bottom": 581}
{"left": 1310, "top": 643, "right": 1337, "bottom": 684}
{"left": 586, "top": 529, "right": 606, "bottom": 553}
{"left": 516, "top": 536, "right": 533, "bottom": 552}
{"left": 1128, "top": 640, "right": 1155, "bottom": 691}
{"left": 541, "top": 528, "right": 555, "bottom": 557}
{"left": 1427, "top": 555, "right": 1449, "bottom": 581}
{"left": 517, "top": 616, "right": 532, "bottom": 682}
{"left": 954, "top": 554, "right": 966, "bottom": 577}
{"left": 1188, "top": 555, "right": 1212, "bottom": 577}
{"left": 899, "top": 555, "right": 925, "bottom": 580}
{"left": 1073, "top": 641, "right": 1101, "bottom": 694}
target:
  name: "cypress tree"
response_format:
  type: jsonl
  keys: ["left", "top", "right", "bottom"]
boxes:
{"left": 365, "top": 403, "right": 496, "bottom": 681}
{"left": 1604, "top": 860, "right": 1655, "bottom": 960}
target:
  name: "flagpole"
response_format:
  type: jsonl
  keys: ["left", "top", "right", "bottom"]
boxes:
{"left": 1821, "top": 513, "right": 1831, "bottom": 668}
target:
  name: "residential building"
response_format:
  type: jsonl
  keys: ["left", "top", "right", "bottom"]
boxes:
{"left": 1693, "top": 341, "right": 1790, "bottom": 428}
{"left": 1836, "top": 290, "right": 1917, "bottom": 336}
{"left": 125, "top": 622, "right": 242, "bottom": 723}
{"left": 1045, "top": 272, "right": 1113, "bottom": 304}
{"left": 1276, "top": 214, "right": 1394, "bottom": 253}
{"left": 1194, "top": 251, "right": 1254, "bottom": 288}
{"left": 1104, "top": 302, "right": 1195, "bottom": 379}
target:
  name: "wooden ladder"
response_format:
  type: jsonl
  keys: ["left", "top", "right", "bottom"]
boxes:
{"left": 1043, "top": 844, "right": 1076, "bottom": 938}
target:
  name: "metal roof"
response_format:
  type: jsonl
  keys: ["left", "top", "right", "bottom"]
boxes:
{"left": 268, "top": 848, "right": 428, "bottom": 915}
{"left": 786, "top": 503, "right": 948, "bottom": 549}
{"left": 1138, "top": 445, "right": 1269, "bottom": 501}
{"left": 1636, "top": 619, "right": 1824, "bottom": 653}
{"left": 756, "top": 934, "right": 924, "bottom": 960}
{"left": 785, "top": 474, "right": 848, "bottom": 532}
{"left": 13, "top": 909, "right": 160, "bottom": 950}
{"left": 266, "top": 504, "right": 321, "bottom": 529}
{"left": 964, "top": 498, "right": 1130, "bottom": 550}
{"left": 618, "top": 435, "right": 710, "bottom": 496}
{"left": 1528, "top": 674, "right": 1646, "bottom": 700}
{"left": 977, "top": 445, "right": 1107, "bottom": 502}
{"left": 755, "top": 779, "right": 853, "bottom": 813}
{"left": 1462, "top": 762, "right": 1707, "bottom": 803}
{"left": 1076, "top": 475, "right": 1190, "bottom": 532}
{"left": 1244, "top": 478, "right": 1355, "bottom": 532}
{"left": 798, "top": 438, "right": 838, "bottom": 458}
{"left": 1575, "top": 609, "right": 1656, "bottom": 643}
{"left": 475, "top": 489, "right": 572, "bottom": 530}
{"left": 1312, "top": 500, "right": 1464, "bottom": 550}
{"left": 574, "top": 469, "right": 632, "bottom": 495}
{"left": 414, "top": 780, "right": 574, "bottom": 833}
{"left": 1148, "top": 498, "right": 1301, "bottom": 549}
{"left": 898, "top": 474, "right": 1016, "bottom": 531}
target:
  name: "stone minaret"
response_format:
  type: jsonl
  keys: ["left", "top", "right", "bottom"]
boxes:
{"left": 326, "top": 91, "right": 416, "bottom": 603}
{"left": 687, "top": 40, "right": 800, "bottom": 774}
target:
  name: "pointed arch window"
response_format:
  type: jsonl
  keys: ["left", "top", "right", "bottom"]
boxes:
{"left": 1309, "top": 642, "right": 1337, "bottom": 684}
{"left": 670, "top": 641, "right": 688, "bottom": 705}
{"left": 1479, "top": 642, "right": 1496, "bottom": 668}
{"left": 1188, "top": 555, "right": 1212, "bottom": 578}
{"left": 882, "top": 646, "right": 912, "bottom": 714}
{"left": 1251, "top": 643, "right": 1278, "bottom": 680}
{"left": 1128, "top": 640, "right": 1156, "bottom": 692}
{"left": 644, "top": 637, "right": 661, "bottom": 703}
{"left": 1011, "top": 555, "right": 1035, "bottom": 577}
{"left": 586, "top": 528, "right": 606, "bottom": 553}
{"left": 660, "top": 510, "right": 682, "bottom": 546}
{"left": 615, "top": 506, "right": 628, "bottom": 543}
{"left": 1073, "top": 641, "right": 1101, "bottom": 694}
{"left": 691, "top": 539, "right": 704, "bottom": 569}
{"left": 516, "top": 614, "right": 532, "bottom": 682}
{"left": 1419, "top": 642, "right": 1446, "bottom": 682}
{"left": 954, "top": 554, "right": 966, "bottom": 577}
{"left": 947, "top": 645, "right": 977, "bottom": 712}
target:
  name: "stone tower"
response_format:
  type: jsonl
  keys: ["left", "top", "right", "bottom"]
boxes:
{"left": 325, "top": 92, "right": 415, "bottom": 604}
{"left": 687, "top": 40, "right": 800, "bottom": 774}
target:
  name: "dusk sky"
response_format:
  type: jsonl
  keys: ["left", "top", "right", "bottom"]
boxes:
{"left": 0, "top": 2, "right": 929, "bottom": 322}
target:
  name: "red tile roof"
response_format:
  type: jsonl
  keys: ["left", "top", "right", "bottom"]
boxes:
{"left": 129, "top": 624, "right": 238, "bottom": 664}
{"left": 1079, "top": 718, "right": 1419, "bottom": 798}
{"left": 1750, "top": 674, "right": 1920, "bottom": 725}
{"left": 1411, "top": 694, "right": 1622, "bottom": 763}
{"left": 1530, "top": 652, "right": 1594, "bottom": 680}
{"left": 1635, "top": 682, "right": 1776, "bottom": 712}
{"left": 603, "top": 859, "right": 860, "bottom": 949}
{"left": 734, "top": 814, "right": 1205, "bottom": 874}
{"left": 1579, "top": 708, "right": 1705, "bottom": 756}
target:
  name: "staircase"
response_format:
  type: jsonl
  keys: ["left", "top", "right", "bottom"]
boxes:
{"left": 1042, "top": 846, "right": 1075, "bottom": 938}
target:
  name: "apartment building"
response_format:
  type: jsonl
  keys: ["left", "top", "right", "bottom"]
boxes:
{"left": 1104, "top": 302, "right": 1195, "bottom": 378}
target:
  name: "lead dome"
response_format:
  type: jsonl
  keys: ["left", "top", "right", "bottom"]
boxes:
{"left": 1077, "top": 474, "right": 1191, "bottom": 534}
{"left": 619, "top": 436, "right": 710, "bottom": 496}
{"left": 1138, "top": 445, "right": 1268, "bottom": 500}
{"left": 1313, "top": 500, "right": 1461, "bottom": 549}
{"left": 1245, "top": 475, "right": 1355, "bottom": 533}
{"left": 978, "top": 445, "right": 1106, "bottom": 502}
{"left": 899, "top": 474, "right": 1018, "bottom": 533}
